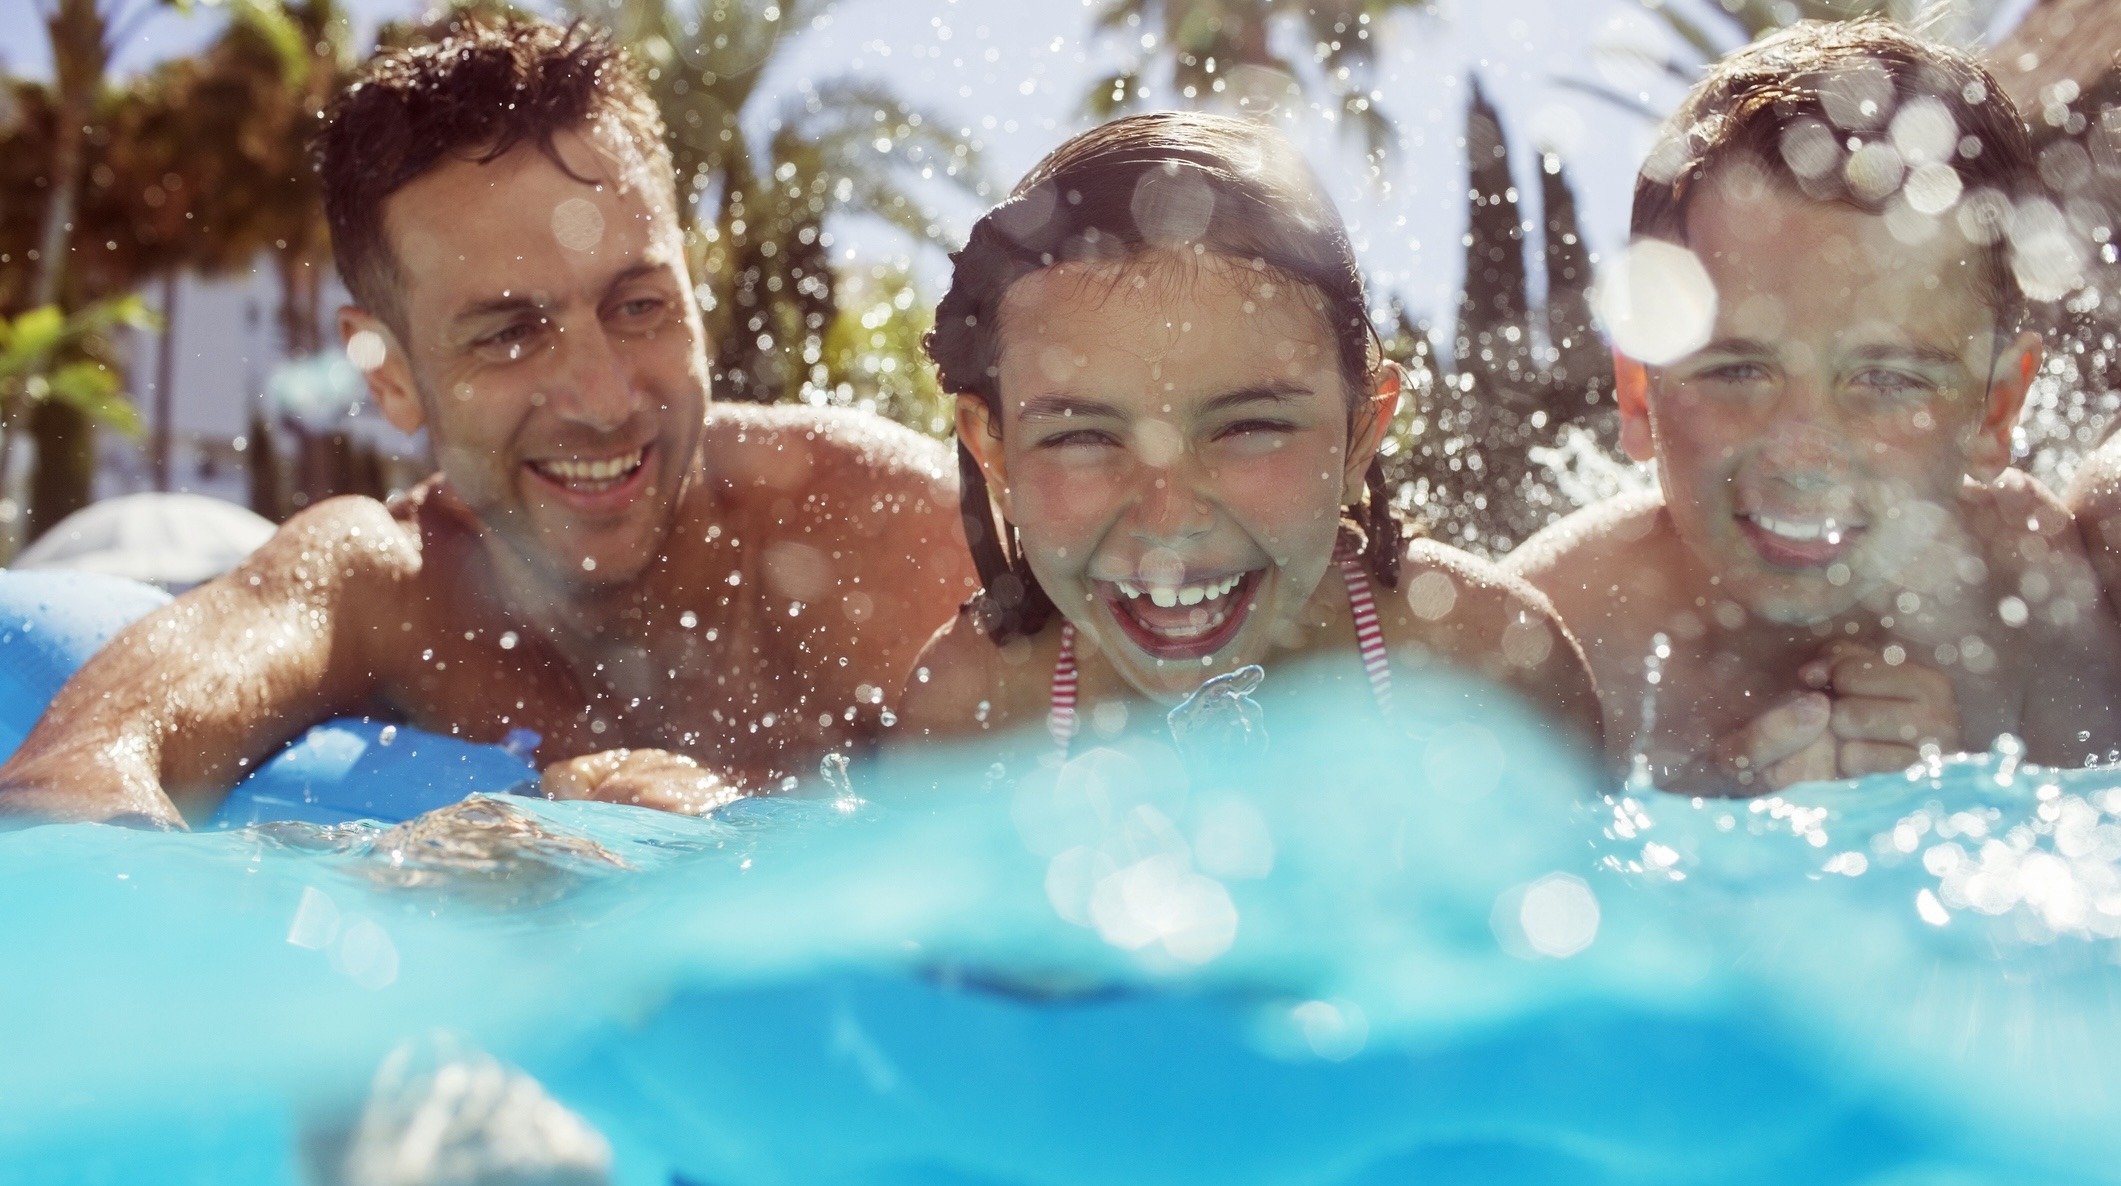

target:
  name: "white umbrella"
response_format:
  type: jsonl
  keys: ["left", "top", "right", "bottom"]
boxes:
{"left": 12, "top": 492, "right": 277, "bottom": 592}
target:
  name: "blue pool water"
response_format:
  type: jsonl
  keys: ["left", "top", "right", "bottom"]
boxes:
{"left": 8, "top": 651, "right": 2121, "bottom": 1186}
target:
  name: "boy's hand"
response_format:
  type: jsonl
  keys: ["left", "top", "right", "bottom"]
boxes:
{"left": 1801, "top": 640, "right": 1961, "bottom": 778}
{"left": 1708, "top": 690, "right": 1838, "bottom": 792}
{"left": 540, "top": 748, "right": 747, "bottom": 816}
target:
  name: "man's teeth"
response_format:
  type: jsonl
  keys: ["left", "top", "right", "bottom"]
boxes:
{"left": 538, "top": 449, "right": 644, "bottom": 483}
{"left": 1751, "top": 513, "right": 1847, "bottom": 544}
{"left": 1115, "top": 573, "right": 1243, "bottom": 607}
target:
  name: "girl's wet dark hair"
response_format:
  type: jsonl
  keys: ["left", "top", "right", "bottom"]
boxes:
{"left": 926, "top": 111, "right": 1403, "bottom": 644}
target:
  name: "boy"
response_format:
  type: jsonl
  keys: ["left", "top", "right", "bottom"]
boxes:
{"left": 1509, "top": 19, "right": 2121, "bottom": 794}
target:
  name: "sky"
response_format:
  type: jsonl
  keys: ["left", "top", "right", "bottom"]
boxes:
{"left": 0, "top": 0, "right": 2043, "bottom": 325}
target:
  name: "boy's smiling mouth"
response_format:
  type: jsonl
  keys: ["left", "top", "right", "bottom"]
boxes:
{"left": 1735, "top": 509, "right": 1866, "bottom": 569}
{"left": 1095, "top": 568, "right": 1263, "bottom": 661}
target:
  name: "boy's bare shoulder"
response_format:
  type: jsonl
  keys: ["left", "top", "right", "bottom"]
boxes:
{"left": 1384, "top": 538, "right": 1605, "bottom": 749}
{"left": 1504, "top": 489, "right": 1667, "bottom": 589}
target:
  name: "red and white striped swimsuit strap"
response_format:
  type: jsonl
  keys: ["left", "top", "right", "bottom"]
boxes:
{"left": 1046, "top": 537, "right": 1392, "bottom": 756}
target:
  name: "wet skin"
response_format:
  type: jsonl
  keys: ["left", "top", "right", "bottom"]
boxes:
{"left": 898, "top": 252, "right": 1602, "bottom": 769}
{"left": 1512, "top": 178, "right": 2121, "bottom": 793}
{"left": 0, "top": 130, "right": 973, "bottom": 827}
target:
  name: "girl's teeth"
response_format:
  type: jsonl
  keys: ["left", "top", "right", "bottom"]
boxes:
{"left": 1118, "top": 580, "right": 1142, "bottom": 600}
{"left": 1149, "top": 587, "right": 1179, "bottom": 608}
{"left": 1121, "top": 573, "right": 1248, "bottom": 606}
{"left": 1178, "top": 586, "right": 1204, "bottom": 607}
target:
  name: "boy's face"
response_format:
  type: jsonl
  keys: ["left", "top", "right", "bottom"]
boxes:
{"left": 1618, "top": 175, "right": 2038, "bottom": 625}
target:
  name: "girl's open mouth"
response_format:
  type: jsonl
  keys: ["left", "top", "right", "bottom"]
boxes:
{"left": 1096, "top": 568, "right": 1263, "bottom": 662}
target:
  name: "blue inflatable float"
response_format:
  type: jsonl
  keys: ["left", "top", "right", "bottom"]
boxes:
{"left": 0, "top": 570, "right": 534, "bottom": 827}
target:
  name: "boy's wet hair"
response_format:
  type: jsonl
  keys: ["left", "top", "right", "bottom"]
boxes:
{"left": 927, "top": 110, "right": 1404, "bottom": 644}
{"left": 315, "top": 17, "right": 673, "bottom": 339}
{"left": 1633, "top": 17, "right": 2035, "bottom": 324}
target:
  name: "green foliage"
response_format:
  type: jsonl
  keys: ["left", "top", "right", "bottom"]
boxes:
{"left": 812, "top": 266, "right": 950, "bottom": 438}
{"left": 1085, "top": 0, "right": 1433, "bottom": 155}
{"left": 0, "top": 296, "right": 156, "bottom": 439}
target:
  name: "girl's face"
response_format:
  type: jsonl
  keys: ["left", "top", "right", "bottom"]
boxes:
{"left": 962, "top": 250, "right": 1393, "bottom": 704}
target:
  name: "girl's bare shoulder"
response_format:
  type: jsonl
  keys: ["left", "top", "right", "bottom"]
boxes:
{"left": 896, "top": 607, "right": 1061, "bottom": 742}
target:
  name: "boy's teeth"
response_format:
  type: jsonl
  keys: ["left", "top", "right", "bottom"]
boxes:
{"left": 1118, "top": 580, "right": 1142, "bottom": 599}
{"left": 1753, "top": 513, "right": 1831, "bottom": 542}
{"left": 1149, "top": 586, "right": 1179, "bottom": 608}
{"left": 1178, "top": 586, "right": 1204, "bottom": 607}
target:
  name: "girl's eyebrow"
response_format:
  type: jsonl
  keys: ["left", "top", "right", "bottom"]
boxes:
{"left": 1019, "top": 394, "right": 1126, "bottom": 421}
{"left": 1200, "top": 383, "right": 1311, "bottom": 413}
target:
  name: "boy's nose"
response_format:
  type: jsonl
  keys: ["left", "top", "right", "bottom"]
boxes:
{"left": 1755, "top": 421, "right": 1853, "bottom": 483}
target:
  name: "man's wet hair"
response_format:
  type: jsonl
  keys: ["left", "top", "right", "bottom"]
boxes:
{"left": 316, "top": 17, "right": 673, "bottom": 339}
{"left": 926, "top": 110, "right": 1404, "bottom": 645}
{"left": 1633, "top": 17, "right": 2035, "bottom": 324}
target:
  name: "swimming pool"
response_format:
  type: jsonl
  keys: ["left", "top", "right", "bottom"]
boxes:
{"left": 4, "top": 663, "right": 2121, "bottom": 1184}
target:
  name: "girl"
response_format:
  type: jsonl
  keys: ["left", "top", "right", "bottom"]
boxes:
{"left": 899, "top": 111, "right": 1602, "bottom": 767}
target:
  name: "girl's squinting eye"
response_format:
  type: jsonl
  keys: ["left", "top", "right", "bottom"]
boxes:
{"left": 1213, "top": 418, "right": 1298, "bottom": 440}
{"left": 1037, "top": 428, "right": 1122, "bottom": 450}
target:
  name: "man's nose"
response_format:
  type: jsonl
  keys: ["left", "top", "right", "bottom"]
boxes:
{"left": 550, "top": 322, "right": 638, "bottom": 431}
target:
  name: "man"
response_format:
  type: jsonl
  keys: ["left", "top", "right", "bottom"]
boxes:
{"left": 0, "top": 19, "right": 973, "bottom": 827}
{"left": 1508, "top": 19, "right": 2121, "bottom": 794}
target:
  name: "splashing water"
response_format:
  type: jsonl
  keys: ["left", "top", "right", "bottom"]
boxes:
{"left": 9, "top": 670, "right": 2121, "bottom": 1182}
{"left": 1165, "top": 663, "right": 1268, "bottom": 769}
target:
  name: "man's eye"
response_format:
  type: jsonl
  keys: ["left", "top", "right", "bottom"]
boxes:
{"left": 478, "top": 321, "right": 542, "bottom": 355}
{"left": 613, "top": 297, "right": 665, "bottom": 321}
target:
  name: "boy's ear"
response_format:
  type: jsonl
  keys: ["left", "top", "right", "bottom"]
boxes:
{"left": 1341, "top": 360, "right": 1404, "bottom": 503}
{"left": 1967, "top": 330, "right": 2041, "bottom": 483}
{"left": 339, "top": 307, "right": 424, "bottom": 435}
{"left": 955, "top": 394, "right": 1013, "bottom": 519}
{"left": 1615, "top": 351, "right": 1655, "bottom": 463}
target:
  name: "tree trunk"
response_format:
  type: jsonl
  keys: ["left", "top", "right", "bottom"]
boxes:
{"left": 28, "top": 0, "right": 110, "bottom": 540}
{"left": 153, "top": 270, "right": 178, "bottom": 491}
{"left": 26, "top": 401, "right": 92, "bottom": 542}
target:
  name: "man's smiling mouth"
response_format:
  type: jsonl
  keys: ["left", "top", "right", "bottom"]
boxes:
{"left": 1096, "top": 568, "right": 1263, "bottom": 661}
{"left": 527, "top": 445, "right": 649, "bottom": 494}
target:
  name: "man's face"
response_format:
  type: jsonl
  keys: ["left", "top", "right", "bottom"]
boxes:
{"left": 1621, "top": 175, "right": 2033, "bottom": 624}
{"left": 353, "top": 126, "right": 708, "bottom": 591}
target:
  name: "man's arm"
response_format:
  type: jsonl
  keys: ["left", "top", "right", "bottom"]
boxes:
{"left": 0, "top": 498, "right": 414, "bottom": 828}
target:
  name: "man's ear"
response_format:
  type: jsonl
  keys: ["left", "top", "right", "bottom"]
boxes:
{"left": 1967, "top": 329, "right": 2040, "bottom": 483}
{"left": 1615, "top": 351, "right": 1656, "bottom": 463}
{"left": 1342, "top": 360, "right": 1404, "bottom": 503}
{"left": 339, "top": 307, "right": 423, "bottom": 435}
{"left": 954, "top": 393, "right": 1013, "bottom": 520}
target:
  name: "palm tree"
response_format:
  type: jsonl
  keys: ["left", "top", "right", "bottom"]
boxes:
{"left": 571, "top": 0, "right": 986, "bottom": 405}
{"left": 15, "top": 0, "right": 301, "bottom": 537}
{"left": 1084, "top": 0, "right": 1434, "bottom": 155}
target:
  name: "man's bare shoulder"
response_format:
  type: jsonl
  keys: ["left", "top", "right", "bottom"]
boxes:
{"left": 234, "top": 495, "right": 425, "bottom": 595}
{"left": 704, "top": 403, "right": 954, "bottom": 496}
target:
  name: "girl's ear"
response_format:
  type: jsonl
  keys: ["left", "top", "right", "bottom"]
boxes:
{"left": 1615, "top": 351, "right": 1655, "bottom": 462}
{"left": 1967, "top": 330, "right": 2041, "bottom": 483}
{"left": 1341, "top": 361, "right": 1404, "bottom": 503}
{"left": 340, "top": 308, "right": 424, "bottom": 435}
{"left": 955, "top": 394, "right": 1014, "bottom": 519}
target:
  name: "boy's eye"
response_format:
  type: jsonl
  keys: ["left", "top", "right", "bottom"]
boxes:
{"left": 1701, "top": 361, "right": 1768, "bottom": 384}
{"left": 1851, "top": 368, "right": 1932, "bottom": 396}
